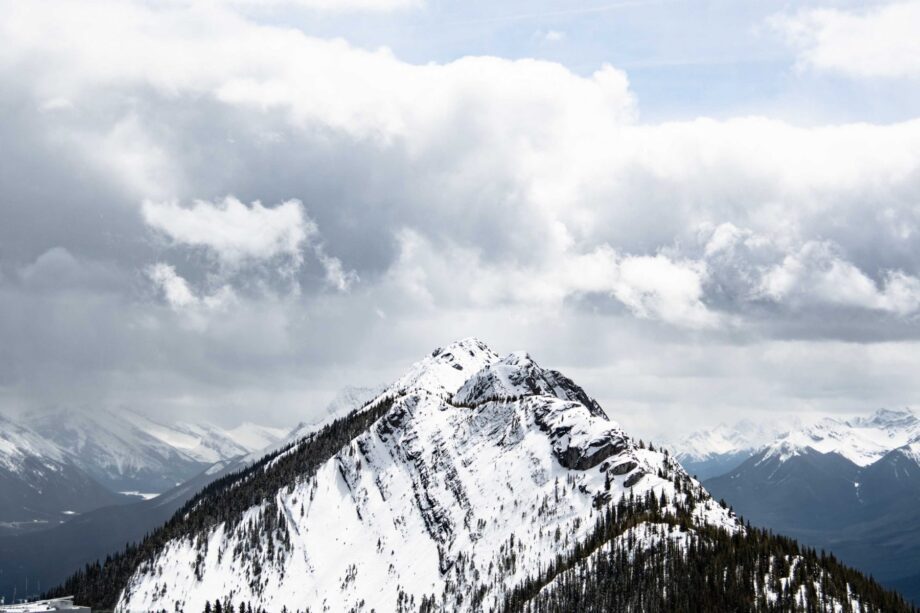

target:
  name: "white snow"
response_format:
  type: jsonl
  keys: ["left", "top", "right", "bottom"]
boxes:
{"left": 119, "top": 491, "right": 159, "bottom": 501}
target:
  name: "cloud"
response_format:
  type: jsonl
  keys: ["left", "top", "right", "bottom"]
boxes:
{"left": 758, "top": 241, "right": 920, "bottom": 315}
{"left": 613, "top": 255, "right": 715, "bottom": 328}
{"left": 2, "top": 0, "right": 920, "bottom": 434}
{"left": 773, "top": 2, "right": 920, "bottom": 79}
{"left": 314, "top": 246, "right": 359, "bottom": 292}
{"left": 384, "top": 231, "right": 715, "bottom": 328}
{"left": 148, "top": 262, "right": 198, "bottom": 309}
{"left": 142, "top": 197, "right": 309, "bottom": 267}
{"left": 142, "top": 196, "right": 356, "bottom": 296}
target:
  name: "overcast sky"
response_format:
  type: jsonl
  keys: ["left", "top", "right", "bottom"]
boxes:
{"left": 2, "top": 0, "right": 920, "bottom": 439}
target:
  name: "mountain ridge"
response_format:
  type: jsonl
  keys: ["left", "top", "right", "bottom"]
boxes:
{"left": 9, "top": 407, "right": 287, "bottom": 494}
{"left": 49, "top": 339, "right": 915, "bottom": 612}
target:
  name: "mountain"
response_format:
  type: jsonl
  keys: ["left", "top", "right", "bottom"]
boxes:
{"left": 759, "top": 408, "right": 920, "bottom": 467}
{"left": 124, "top": 412, "right": 288, "bottom": 465}
{"left": 50, "top": 339, "right": 913, "bottom": 612}
{"left": 672, "top": 419, "right": 790, "bottom": 480}
{"left": 705, "top": 408, "right": 920, "bottom": 603}
{"left": 0, "top": 414, "right": 129, "bottom": 536}
{"left": 707, "top": 446, "right": 863, "bottom": 531}
{"left": 21, "top": 407, "right": 286, "bottom": 493}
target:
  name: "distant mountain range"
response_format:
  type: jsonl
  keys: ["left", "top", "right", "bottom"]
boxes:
{"left": 670, "top": 419, "right": 791, "bottom": 480}
{"left": 23, "top": 407, "right": 288, "bottom": 493}
{"left": 0, "top": 407, "right": 286, "bottom": 538}
{"left": 673, "top": 407, "right": 920, "bottom": 604}
{"left": 0, "top": 414, "right": 126, "bottom": 535}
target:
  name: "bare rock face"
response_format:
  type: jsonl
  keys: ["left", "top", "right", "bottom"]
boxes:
{"left": 554, "top": 436, "right": 628, "bottom": 470}
{"left": 609, "top": 460, "right": 638, "bottom": 475}
{"left": 454, "top": 351, "right": 607, "bottom": 417}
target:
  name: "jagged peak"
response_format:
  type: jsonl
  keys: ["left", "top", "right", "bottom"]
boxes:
{"left": 431, "top": 336, "right": 495, "bottom": 357}
{"left": 389, "top": 337, "right": 500, "bottom": 398}
{"left": 453, "top": 349, "right": 607, "bottom": 418}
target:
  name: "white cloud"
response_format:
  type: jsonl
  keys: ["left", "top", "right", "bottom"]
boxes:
{"left": 39, "top": 97, "right": 74, "bottom": 112}
{"left": 143, "top": 196, "right": 357, "bottom": 294}
{"left": 613, "top": 255, "right": 715, "bottom": 328}
{"left": 314, "top": 247, "right": 359, "bottom": 292}
{"left": 0, "top": 0, "right": 636, "bottom": 146}
{"left": 142, "top": 197, "right": 309, "bottom": 267}
{"left": 5, "top": 0, "right": 920, "bottom": 334}
{"left": 384, "top": 231, "right": 716, "bottom": 328}
{"left": 774, "top": 2, "right": 920, "bottom": 79}
{"left": 758, "top": 241, "right": 920, "bottom": 315}
{"left": 147, "top": 262, "right": 199, "bottom": 309}
{"left": 77, "top": 114, "right": 179, "bottom": 199}
{"left": 5, "top": 0, "right": 920, "bottom": 437}
{"left": 147, "top": 263, "right": 237, "bottom": 316}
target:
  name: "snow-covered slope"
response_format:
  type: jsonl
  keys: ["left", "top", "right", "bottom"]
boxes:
{"left": 112, "top": 339, "right": 753, "bottom": 612}
{"left": 675, "top": 419, "right": 789, "bottom": 463}
{"left": 226, "top": 423, "right": 289, "bottom": 453}
{"left": 0, "top": 413, "right": 67, "bottom": 472}
{"left": 762, "top": 408, "right": 920, "bottom": 466}
{"left": 22, "top": 407, "right": 212, "bottom": 492}
{"left": 122, "top": 412, "right": 286, "bottom": 465}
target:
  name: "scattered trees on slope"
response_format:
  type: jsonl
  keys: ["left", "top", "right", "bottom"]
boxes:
{"left": 45, "top": 395, "right": 396, "bottom": 610}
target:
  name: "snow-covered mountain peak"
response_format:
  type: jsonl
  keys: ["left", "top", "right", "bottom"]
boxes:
{"left": 763, "top": 408, "right": 920, "bottom": 467}
{"left": 674, "top": 419, "right": 787, "bottom": 463}
{"left": 891, "top": 440, "right": 920, "bottom": 465}
{"left": 454, "top": 349, "right": 607, "bottom": 417}
{"left": 390, "top": 337, "right": 500, "bottom": 397}
{"left": 114, "top": 342, "right": 740, "bottom": 613}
